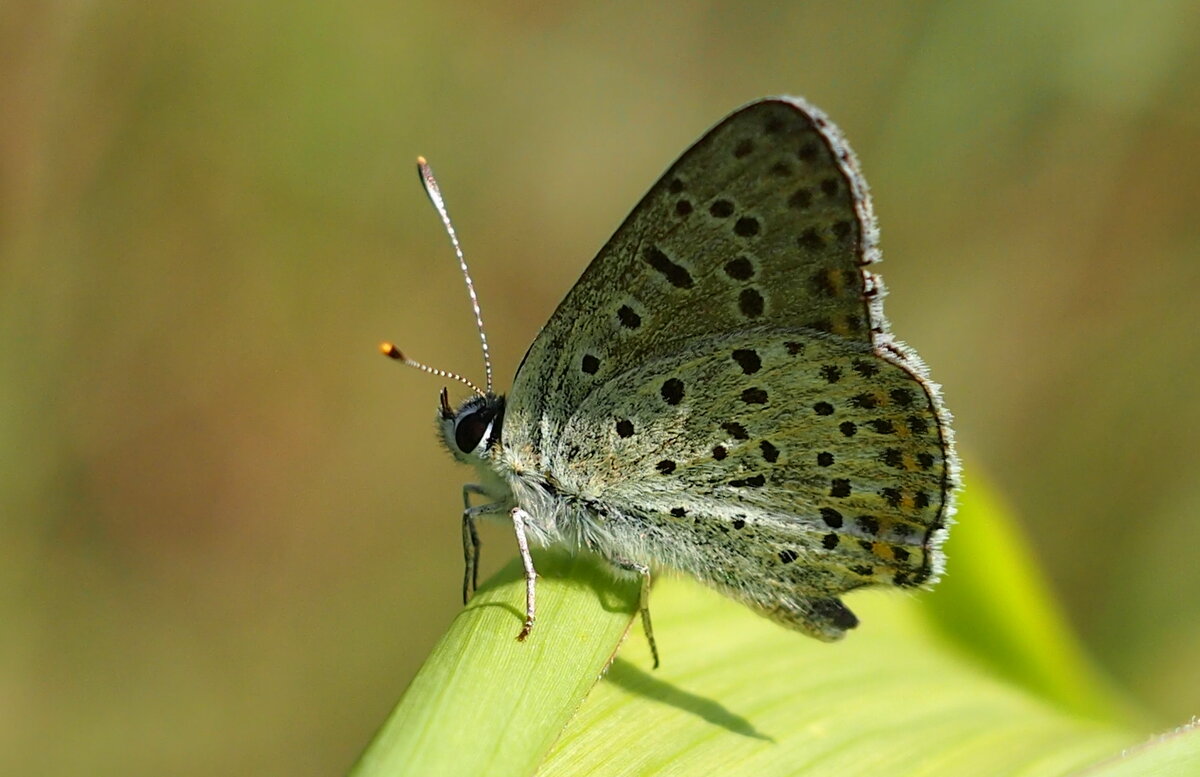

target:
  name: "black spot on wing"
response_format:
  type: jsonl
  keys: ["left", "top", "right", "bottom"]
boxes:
{"left": 644, "top": 246, "right": 693, "bottom": 288}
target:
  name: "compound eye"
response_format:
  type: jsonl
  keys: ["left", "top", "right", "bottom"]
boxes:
{"left": 454, "top": 409, "right": 492, "bottom": 453}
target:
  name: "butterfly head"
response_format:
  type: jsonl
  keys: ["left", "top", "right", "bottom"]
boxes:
{"left": 438, "top": 387, "right": 506, "bottom": 464}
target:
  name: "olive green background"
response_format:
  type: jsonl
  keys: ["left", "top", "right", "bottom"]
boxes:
{"left": 3, "top": 2, "right": 1198, "bottom": 775}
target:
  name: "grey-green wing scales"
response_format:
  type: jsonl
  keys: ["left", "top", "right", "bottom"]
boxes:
{"left": 503, "top": 97, "right": 956, "bottom": 639}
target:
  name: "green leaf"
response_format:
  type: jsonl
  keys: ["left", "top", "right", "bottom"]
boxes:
{"left": 1080, "top": 720, "right": 1200, "bottom": 776}
{"left": 352, "top": 483, "right": 1199, "bottom": 776}
{"left": 349, "top": 552, "right": 640, "bottom": 777}
{"left": 917, "top": 479, "right": 1135, "bottom": 724}
{"left": 537, "top": 587, "right": 1125, "bottom": 776}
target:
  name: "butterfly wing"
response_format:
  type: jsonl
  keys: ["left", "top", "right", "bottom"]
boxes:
{"left": 545, "top": 328, "right": 951, "bottom": 640}
{"left": 502, "top": 97, "right": 956, "bottom": 639}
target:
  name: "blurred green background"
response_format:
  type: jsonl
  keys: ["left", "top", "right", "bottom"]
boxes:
{"left": 3, "top": 2, "right": 1199, "bottom": 774}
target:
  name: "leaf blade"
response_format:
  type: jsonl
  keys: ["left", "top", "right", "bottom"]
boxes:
{"left": 537, "top": 583, "right": 1134, "bottom": 777}
{"left": 350, "top": 552, "right": 639, "bottom": 777}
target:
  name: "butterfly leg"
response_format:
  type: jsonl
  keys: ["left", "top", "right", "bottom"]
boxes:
{"left": 511, "top": 507, "right": 538, "bottom": 641}
{"left": 460, "top": 485, "right": 503, "bottom": 604}
{"left": 612, "top": 559, "right": 659, "bottom": 669}
{"left": 460, "top": 511, "right": 481, "bottom": 604}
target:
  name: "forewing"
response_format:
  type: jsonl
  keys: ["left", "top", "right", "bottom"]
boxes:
{"left": 508, "top": 97, "right": 892, "bottom": 452}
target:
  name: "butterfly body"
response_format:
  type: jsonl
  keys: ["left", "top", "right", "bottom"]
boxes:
{"left": 428, "top": 96, "right": 957, "bottom": 658}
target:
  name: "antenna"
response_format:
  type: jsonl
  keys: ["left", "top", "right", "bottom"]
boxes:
{"left": 416, "top": 156, "right": 494, "bottom": 394}
{"left": 380, "top": 342, "right": 484, "bottom": 397}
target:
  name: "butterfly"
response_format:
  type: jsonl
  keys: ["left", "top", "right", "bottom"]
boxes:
{"left": 385, "top": 96, "right": 957, "bottom": 667}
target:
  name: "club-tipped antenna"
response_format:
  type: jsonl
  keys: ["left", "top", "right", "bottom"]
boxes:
{"left": 380, "top": 342, "right": 484, "bottom": 397}
{"left": 416, "top": 156, "right": 494, "bottom": 394}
